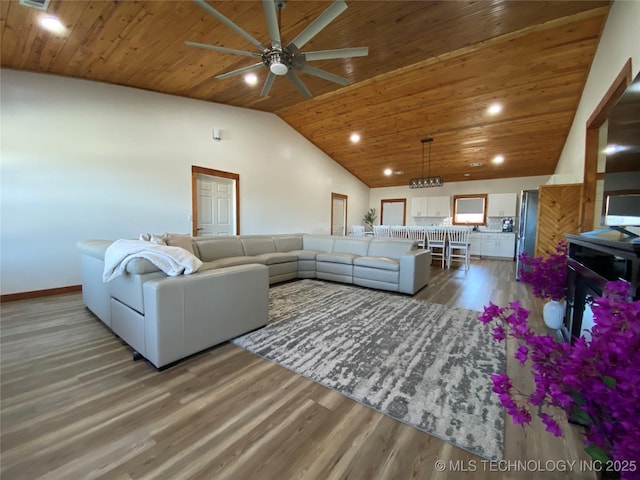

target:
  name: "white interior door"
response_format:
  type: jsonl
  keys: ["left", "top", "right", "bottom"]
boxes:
{"left": 196, "top": 174, "right": 236, "bottom": 236}
{"left": 331, "top": 193, "right": 347, "bottom": 236}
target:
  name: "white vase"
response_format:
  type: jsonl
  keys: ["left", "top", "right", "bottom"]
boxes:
{"left": 543, "top": 300, "right": 564, "bottom": 330}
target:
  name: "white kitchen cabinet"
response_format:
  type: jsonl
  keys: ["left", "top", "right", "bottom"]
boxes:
{"left": 411, "top": 197, "right": 428, "bottom": 217}
{"left": 470, "top": 232, "right": 516, "bottom": 259}
{"left": 497, "top": 233, "right": 516, "bottom": 258}
{"left": 411, "top": 196, "right": 450, "bottom": 217}
{"left": 469, "top": 233, "right": 482, "bottom": 256}
{"left": 483, "top": 233, "right": 516, "bottom": 258}
{"left": 488, "top": 193, "right": 517, "bottom": 217}
{"left": 481, "top": 234, "right": 503, "bottom": 257}
{"left": 426, "top": 195, "right": 450, "bottom": 217}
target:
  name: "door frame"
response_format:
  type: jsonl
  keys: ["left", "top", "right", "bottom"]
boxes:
{"left": 191, "top": 165, "right": 240, "bottom": 236}
{"left": 581, "top": 58, "right": 632, "bottom": 231}
{"left": 330, "top": 192, "right": 348, "bottom": 236}
{"left": 380, "top": 198, "right": 407, "bottom": 225}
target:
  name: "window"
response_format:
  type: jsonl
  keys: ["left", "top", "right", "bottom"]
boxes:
{"left": 453, "top": 194, "right": 487, "bottom": 225}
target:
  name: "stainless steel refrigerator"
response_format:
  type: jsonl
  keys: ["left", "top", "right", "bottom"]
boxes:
{"left": 516, "top": 189, "right": 539, "bottom": 280}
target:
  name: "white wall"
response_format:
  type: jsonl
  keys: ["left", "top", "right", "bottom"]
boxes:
{"left": 370, "top": 175, "right": 550, "bottom": 226}
{"left": 554, "top": 0, "right": 640, "bottom": 179}
{"left": 0, "top": 70, "right": 369, "bottom": 295}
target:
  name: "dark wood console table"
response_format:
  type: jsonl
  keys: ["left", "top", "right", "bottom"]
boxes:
{"left": 562, "top": 229, "right": 639, "bottom": 342}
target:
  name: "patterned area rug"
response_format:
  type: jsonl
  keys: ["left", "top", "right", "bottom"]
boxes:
{"left": 232, "top": 279, "right": 505, "bottom": 460}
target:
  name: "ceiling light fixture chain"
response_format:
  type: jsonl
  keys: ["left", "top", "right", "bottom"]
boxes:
{"left": 410, "top": 136, "right": 443, "bottom": 189}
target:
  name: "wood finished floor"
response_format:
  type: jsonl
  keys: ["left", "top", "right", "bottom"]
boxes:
{"left": 0, "top": 259, "right": 597, "bottom": 480}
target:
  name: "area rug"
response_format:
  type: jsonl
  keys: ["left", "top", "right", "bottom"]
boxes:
{"left": 232, "top": 279, "right": 505, "bottom": 460}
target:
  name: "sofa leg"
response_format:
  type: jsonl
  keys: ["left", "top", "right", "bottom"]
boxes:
{"left": 132, "top": 351, "right": 144, "bottom": 362}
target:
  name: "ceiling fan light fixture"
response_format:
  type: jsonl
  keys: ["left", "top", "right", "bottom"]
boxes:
{"left": 185, "top": 0, "right": 368, "bottom": 98}
{"left": 269, "top": 54, "right": 289, "bottom": 75}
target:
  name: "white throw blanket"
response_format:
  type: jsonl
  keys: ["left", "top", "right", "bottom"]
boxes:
{"left": 103, "top": 239, "right": 203, "bottom": 282}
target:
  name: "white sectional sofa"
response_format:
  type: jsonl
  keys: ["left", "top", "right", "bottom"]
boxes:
{"left": 77, "top": 234, "right": 431, "bottom": 369}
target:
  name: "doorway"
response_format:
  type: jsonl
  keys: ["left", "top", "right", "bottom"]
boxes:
{"left": 191, "top": 166, "right": 240, "bottom": 236}
{"left": 380, "top": 198, "right": 406, "bottom": 225}
{"left": 331, "top": 193, "right": 348, "bottom": 236}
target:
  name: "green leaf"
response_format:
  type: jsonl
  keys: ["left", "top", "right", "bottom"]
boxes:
{"left": 569, "top": 406, "right": 592, "bottom": 426}
{"left": 572, "top": 392, "right": 587, "bottom": 406}
{"left": 602, "top": 376, "right": 616, "bottom": 389}
{"left": 585, "top": 444, "right": 610, "bottom": 463}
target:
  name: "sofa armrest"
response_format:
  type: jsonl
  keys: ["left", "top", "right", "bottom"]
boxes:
{"left": 398, "top": 250, "right": 431, "bottom": 295}
{"left": 141, "top": 264, "right": 269, "bottom": 368}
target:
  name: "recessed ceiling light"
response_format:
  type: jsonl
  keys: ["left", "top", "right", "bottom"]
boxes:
{"left": 487, "top": 103, "right": 502, "bottom": 115}
{"left": 244, "top": 73, "right": 258, "bottom": 86}
{"left": 492, "top": 155, "right": 505, "bottom": 164}
{"left": 464, "top": 173, "right": 471, "bottom": 177}
{"left": 384, "top": 168, "right": 392, "bottom": 176}
{"left": 39, "top": 15, "right": 65, "bottom": 34}
{"left": 350, "top": 133, "right": 360, "bottom": 143}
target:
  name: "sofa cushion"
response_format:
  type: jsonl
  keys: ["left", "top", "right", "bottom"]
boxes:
{"left": 126, "top": 258, "right": 162, "bottom": 274}
{"left": 254, "top": 252, "right": 298, "bottom": 265}
{"left": 290, "top": 249, "right": 321, "bottom": 260}
{"left": 316, "top": 252, "right": 358, "bottom": 265}
{"left": 199, "top": 256, "right": 260, "bottom": 271}
{"left": 333, "top": 237, "right": 370, "bottom": 256}
{"left": 76, "top": 239, "right": 113, "bottom": 260}
{"left": 241, "top": 237, "right": 276, "bottom": 256}
{"left": 353, "top": 265, "right": 400, "bottom": 283}
{"left": 367, "top": 238, "right": 416, "bottom": 259}
{"left": 353, "top": 256, "right": 400, "bottom": 271}
{"left": 195, "top": 238, "right": 244, "bottom": 262}
{"left": 274, "top": 235, "right": 303, "bottom": 252}
{"left": 302, "top": 235, "right": 335, "bottom": 252}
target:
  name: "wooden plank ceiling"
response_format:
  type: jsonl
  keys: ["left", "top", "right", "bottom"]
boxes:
{"left": 1, "top": 0, "right": 610, "bottom": 188}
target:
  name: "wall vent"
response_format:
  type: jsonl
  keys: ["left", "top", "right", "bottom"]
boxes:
{"left": 19, "top": 0, "right": 50, "bottom": 10}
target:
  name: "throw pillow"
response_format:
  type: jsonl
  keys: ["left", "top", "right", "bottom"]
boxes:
{"left": 139, "top": 233, "right": 168, "bottom": 245}
{"left": 165, "top": 233, "right": 195, "bottom": 255}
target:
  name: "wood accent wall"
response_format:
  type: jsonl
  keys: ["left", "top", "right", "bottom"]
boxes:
{"left": 535, "top": 184, "right": 583, "bottom": 257}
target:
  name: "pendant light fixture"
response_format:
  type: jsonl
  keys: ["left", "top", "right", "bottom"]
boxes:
{"left": 410, "top": 137, "right": 443, "bottom": 188}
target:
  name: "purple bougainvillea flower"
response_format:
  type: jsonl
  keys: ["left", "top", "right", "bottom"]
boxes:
{"left": 476, "top": 272, "right": 640, "bottom": 473}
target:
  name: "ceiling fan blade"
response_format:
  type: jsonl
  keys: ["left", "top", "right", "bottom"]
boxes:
{"left": 288, "top": 0, "right": 347, "bottom": 51}
{"left": 215, "top": 62, "right": 264, "bottom": 80}
{"left": 262, "top": 0, "right": 281, "bottom": 50}
{"left": 303, "top": 47, "right": 369, "bottom": 62}
{"left": 287, "top": 71, "right": 312, "bottom": 98}
{"left": 298, "top": 64, "right": 349, "bottom": 86}
{"left": 193, "top": 0, "right": 267, "bottom": 52}
{"left": 184, "top": 41, "right": 261, "bottom": 58}
{"left": 261, "top": 72, "right": 276, "bottom": 96}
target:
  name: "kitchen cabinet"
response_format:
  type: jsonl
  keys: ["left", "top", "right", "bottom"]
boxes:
{"left": 488, "top": 193, "right": 517, "bottom": 217}
{"left": 411, "top": 196, "right": 450, "bottom": 217}
{"left": 427, "top": 196, "right": 450, "bottom": 217}
{"left": 410, "top": 197, "right": 428, "bottom": 217}
{"left": 469, "top": 232, "right": 515, "bottom": 259}
{"left": 469, "top": 233, "right": 482, "bottom": 256}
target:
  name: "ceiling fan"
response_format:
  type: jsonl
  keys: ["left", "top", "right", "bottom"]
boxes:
{"left": 185, "top": 0, "right": 369, "bottom": 98}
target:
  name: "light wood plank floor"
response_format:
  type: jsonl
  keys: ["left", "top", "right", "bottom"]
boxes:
{"left": 1, "top": 259, "right": 597, "bottom": 479}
